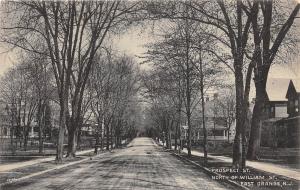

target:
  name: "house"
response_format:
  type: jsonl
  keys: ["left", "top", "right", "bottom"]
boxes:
{"left": 275, "top": 79, "right": 300, "bottom": 147}
{"left": 81, "top": 123, "right": 95, "bottom": 136}
{"left": 286, "top": 79, "right": 300, "bottom": 117}
{"left": 186, "top": 93, "right": 236, "bottom": 143}
{"left": 0, "top": 102, "right": 13, "bottom": 138}
{"left": 264, "top": 78, "right": 289, "bottom": 119}
{"left": 260, "top": 78, "right": 290, "bottom": 147}
{"left": 0, "top": 111, "right": 11, "bottom": 138}
{"left": 203, "top": 98, "right": 235, "bottom": 141}
{"left": 0, "top": 100, "right": 58, "bottom": 140}
{"left": 260, "top": 78, "right": 300, "bottom": 148}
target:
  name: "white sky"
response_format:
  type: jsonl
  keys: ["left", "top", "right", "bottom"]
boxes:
{"left": 0, "top": 14, "right": 299, "bottom": 96}
{"left": 1, "top": 26, "right": 298, "bottom": 75}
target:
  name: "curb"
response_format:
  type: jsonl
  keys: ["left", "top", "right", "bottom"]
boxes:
{"left": 153, "top": 141, "right": 248, "bottom": 190}
{"left": 172, "top": 153, "right": 249, "bottom": 190}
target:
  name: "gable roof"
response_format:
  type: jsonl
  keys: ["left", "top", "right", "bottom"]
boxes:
{"left": 285, "top": 79, "right": 300, "bottom": 98}
{"left": 291, "top": 79, "right": 300, "bottom": 92}
{"left": 266, "top": 78, "right": 290, "bottom": 101}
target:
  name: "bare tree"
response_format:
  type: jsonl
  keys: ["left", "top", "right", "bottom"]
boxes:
{"left": 145, "top": 0, "right": 253, "bottom": 168}
{"left": 214, "top": 87, "right": 236, "bottom": 143}
{"left": 143, "top": 12, "right": 223, "bottom": 162}
{"left": 246, "top": 1, "right": 300, "bottom": 160}
{"left": 0, "top": 54, "right": 54, "bottom": 153}
{"left": 1, "top": 1, "right": 142, "bottom": 161}
{"left": 88, "top": 50, "right": 140, "bottom": 153}
{"left": 0, "top": 66, "right": 35, "bottom": 150}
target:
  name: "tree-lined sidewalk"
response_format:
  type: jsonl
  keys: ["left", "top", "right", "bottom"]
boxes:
{"left": 0, "top": 149, "right": 94, "bottom": 173}
{"left": 156, "top": 140, "right": 300, "bottom": 181}
{"left": 179, "top": 147, "right": 300, "bottom": 181}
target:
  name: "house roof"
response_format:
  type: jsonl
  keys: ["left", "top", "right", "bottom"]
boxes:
{"left": 291, "top": 79, "right": 300, "bottom": 92}
{"left": 285, "top": 78, "right": 300, "bottom": 98}
{"left": 266, "top": 78, "right": 290, "bottom": 101}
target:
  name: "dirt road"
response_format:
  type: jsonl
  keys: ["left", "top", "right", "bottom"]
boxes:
{"left": 2, "top": 137, "right": 234, "bottom": 190}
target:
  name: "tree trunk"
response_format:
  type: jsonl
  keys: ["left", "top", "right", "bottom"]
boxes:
{"left": 94, "top": 132, "right": 99, "bottom": 154}
{"left": 166, "top": 120, "right": 170, "bottom": 149}
{"left": 232, "top": 60, "right": 245, "bottom": 168}
{"left": 165, "top": 126, "right": 169, "bottom": 149}
{"left": 227, "top": 129, "right": 230, "bottom": 143}
{"left": 23, "top": 126, "right": 29, "bottom": 151}
{"left": 186, "top": 60, "right": 192, "bottom": 157}
{"left": 174, "top": 121, "right": 178, "bottom": 150}
{"left": 38, "top": 125, "right": 43, "bottom": 154}
{"left": 247, "top": 81, "right": 267, "bottom": 160}
{"left": 101, "top": 118, "right": 104, "bottom": 151}
{"left": 67, "top": 121, "right": 78, "bottom": 158}
{"left": 77, "top": 128, "right": 82, "bottom": 150}
{"left": 110, "top": 123, "right": 113, "bottom": 149}
{"left": 241, "top": 101, "right": 248, "bottom": 168}
{"left": 56, "top": 99, "right": 67, "bottom": 162}
{"left": 37, "top": 101, "right": 44, "bottom": 154}
{"left": 200, "top": 83, "right": 207, "bottom": 164}
{"left": 187, "top": 112, "right": 192, "bottom": 157}
{"left": 106, "top": 123, "right": 110, "bottom": 150}
{"left": 72, "top": 129, "right": 78, "bottom": 155}
{"left": 10, "top": 128, "right": 14, "bottom": 146}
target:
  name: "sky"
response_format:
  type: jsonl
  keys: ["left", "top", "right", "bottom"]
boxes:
{"left": 0, "top": 4, "right": 299, "bottom": 91}
{"left": 2, "top": 25, "right": 298, "bottom": 76}
{"left": 0, "top": 22, "right": 155, "bottom": 75}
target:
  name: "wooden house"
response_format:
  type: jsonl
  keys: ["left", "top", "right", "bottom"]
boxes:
{"left": 275, "top": 79, "right": 300, "bottom": 147}
{"left": 260, "top": 78, "right": 290, "bottom": 147}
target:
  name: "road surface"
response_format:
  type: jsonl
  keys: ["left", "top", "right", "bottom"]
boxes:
{"left": 2, "top": 137, "right": 234, "bottom": 190}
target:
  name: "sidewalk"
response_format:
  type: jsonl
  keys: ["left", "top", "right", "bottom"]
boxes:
{"left": 180, "top": 148, "right": 300, "bottom": 181}
{"left": 157, "top": 141, "right": 300, "bottom": 181}
{"left": 0, "top": 149, "right": 94, "bottom": 172}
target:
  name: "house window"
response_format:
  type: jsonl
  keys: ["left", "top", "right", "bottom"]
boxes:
{"left": 295, "top": 100, "right": 299, "bottom": 107}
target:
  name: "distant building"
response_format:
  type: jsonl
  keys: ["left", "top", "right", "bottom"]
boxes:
{"left": 286, "top": 80, "right": 300, "bottom": 117}
{"left": 260, "top": 78, "right": 289, "bottom": 147}
{"left": 81, "top": 123, "right": 95, "bottom": 136}
{"left": 265, "top": 78, "right": 289, "bottom": 119}
{"left": 0, "top": 100, "right": 57, "bottom": 140}
{"left": 261, "top": 78, "right": 300, "bottom": 148}
{"left": 187, "top": 94, "right": 236, "bottom": 143}
{"left": 275, "top": 79, "right": 300, "bottom": 147}
{"left": 0, "top": 101, "right": 13, "bottom": 138}
{"left": 0, "top": 106, "right": 11, "bottom": 138}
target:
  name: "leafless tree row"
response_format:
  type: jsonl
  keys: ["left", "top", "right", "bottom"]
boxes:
{"left": 88, "top": 50, "right": 140, "bottom": 153}
{"left": 0, "top": 0, "right": 299, "bottom": 169}
{"left": 0, "top": 1, "right": 143, "bottom": 161}
{"left": 143, "top": 0, "right": 299, "bottom": 168}
{"left": 0, "top": 54, "right": 55, "bottom": 153}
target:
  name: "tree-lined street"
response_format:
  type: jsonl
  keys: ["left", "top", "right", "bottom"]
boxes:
{"left": 2, "top": 138, "right": 233, "bottom": 190}
{"left": 0, "top": 1, "right": 299, "bottom": 189}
